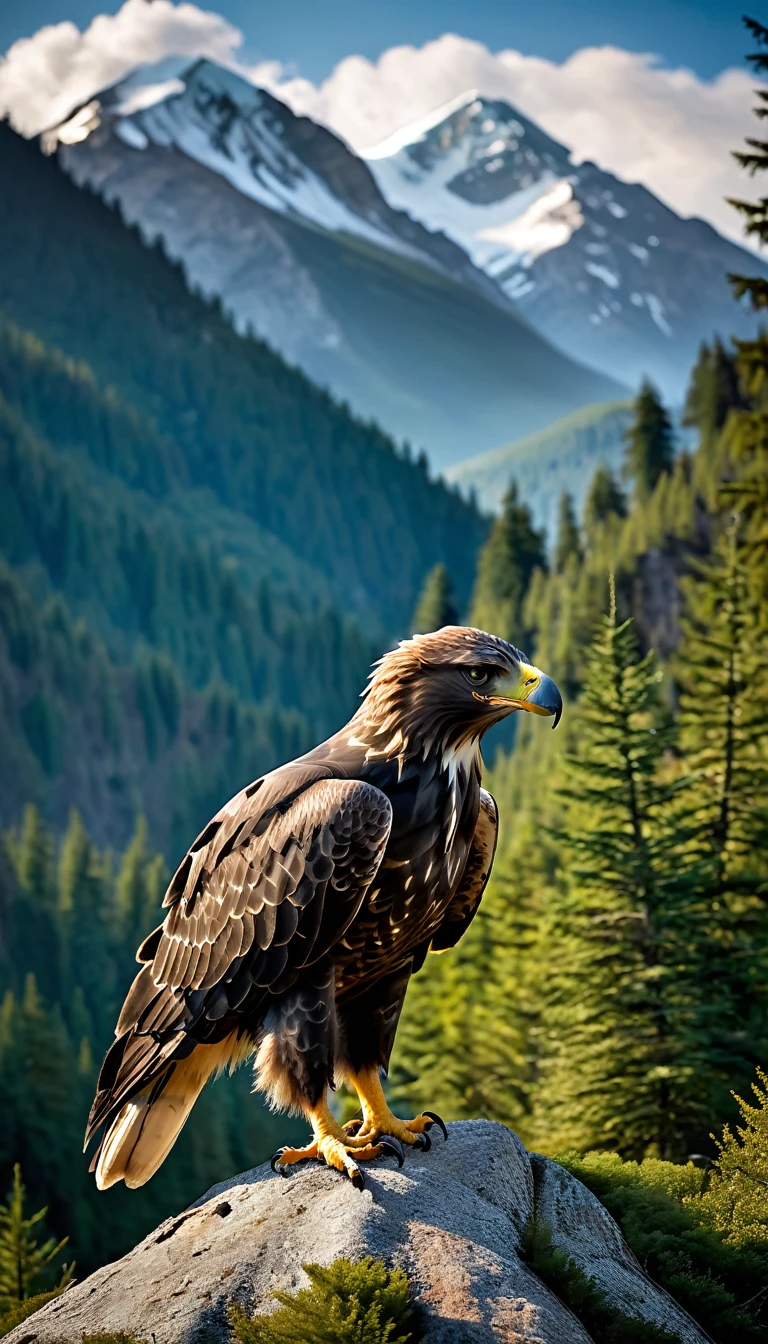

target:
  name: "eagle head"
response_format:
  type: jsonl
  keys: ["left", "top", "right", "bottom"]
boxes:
{"left": 355, "top": 626, "right": 562, "bottom": 761}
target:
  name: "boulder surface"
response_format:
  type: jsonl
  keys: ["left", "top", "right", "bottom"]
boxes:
{"left": 8, "top": 1120, "right": 708, "bottom": 1344}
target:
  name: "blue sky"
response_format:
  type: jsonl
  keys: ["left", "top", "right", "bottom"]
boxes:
{"left": 0, "top": 0, "right": 752, "bottom": 83}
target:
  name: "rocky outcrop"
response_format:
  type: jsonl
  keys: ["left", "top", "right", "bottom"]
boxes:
{"left": 8, "top": 1121, "right": 707, "bottom": 1344}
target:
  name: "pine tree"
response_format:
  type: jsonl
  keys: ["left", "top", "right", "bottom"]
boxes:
{"left": 720, "top": 19, "right": 768, "bottom": 587}
{"left": 410, "top": 563, "right": 459, "bottom": 633}
{"left": 673, "top": 522, "right": 768, "bottom": 1093}
{"left": 532, "top": 599, "right": 712, "bottom": 1159}
{"left": 115, "top": 817, "right": 166, "bottom": 950}
{"left": 583, "top": 465, "right": 626, "bottom": 535}
{"left": 470, "top": 483, "right": 546, "bottom": 644}
{"left": 0, "top": 1165, "right": 70, "bottom": 1307}
{"left": 553, "top": 492, "right": 582, "bottom": 573}
{"left": 623, "top": 379, "right": 674, "bottom": 503}
{"left": 683, "top": 339, "right": 741, "bottom": 448}
{"left": 727, "top": 18, "right": 768, "bottom": 311}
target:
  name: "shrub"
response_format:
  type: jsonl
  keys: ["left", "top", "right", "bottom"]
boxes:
{"left": 229, "top": 1256, "right": 422, "bottom": 1344}
{"left": 685, "top": 1068, "right": 768, "bottom": 1248}
{"left": 521, "top": 1219, "right": 682, "bottom": 1344}
{"left": 0, "top": 1291, "right": 62, "bottom": 1338}
{"left": 557, "top": 1150, "right": 768, "bottom": 1342}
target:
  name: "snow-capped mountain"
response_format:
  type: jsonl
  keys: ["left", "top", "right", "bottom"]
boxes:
{"left": 41, "top": 59, "right": 622, "bottom": 468}
{"left": 45, "top": 59, "right": 499, "bottom": 296}
{"left": 366, "top": 92, "right": 767, "bottom": 398}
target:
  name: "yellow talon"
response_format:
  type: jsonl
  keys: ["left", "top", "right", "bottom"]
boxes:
{"left": 347, "top": 1067, "right": 448, "bottom": 1149}
{"left": 271, "top": 1098, "right": 405, "bottom": 1186}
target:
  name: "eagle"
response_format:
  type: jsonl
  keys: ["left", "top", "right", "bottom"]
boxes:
{"left": 86, "top": 627, "right": 561, "bottom": 1189}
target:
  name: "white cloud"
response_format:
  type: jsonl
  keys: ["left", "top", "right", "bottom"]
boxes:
{"left": 0, "top": 11, "right": 759, "bottom": 248}
{"left": 251, "top": 34, "right": 758, "bottom": 247}
{"left": 0, "top": 0, "right": 242, "bottom": 135}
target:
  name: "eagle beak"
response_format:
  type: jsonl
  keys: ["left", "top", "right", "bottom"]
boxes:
{"left": 481, "top": 661, "right": 563, "bottom": 729}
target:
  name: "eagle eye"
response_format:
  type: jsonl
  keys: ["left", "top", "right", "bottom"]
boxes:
{"left": 466, "top": 666, "right": 491, "bottom": 686}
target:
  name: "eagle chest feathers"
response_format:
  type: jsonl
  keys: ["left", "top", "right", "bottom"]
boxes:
{"left": 332, "top": 742, "right": 483, "bottom": 993}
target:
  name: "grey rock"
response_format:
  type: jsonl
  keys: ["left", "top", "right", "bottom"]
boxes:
{"left": 8, "top": 1121, "right": 709, "bottom": 1344}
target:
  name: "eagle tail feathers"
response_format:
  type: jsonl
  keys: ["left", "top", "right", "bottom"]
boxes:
{"left": 94, "top": 1033, "right": 249, "bottom": 1190}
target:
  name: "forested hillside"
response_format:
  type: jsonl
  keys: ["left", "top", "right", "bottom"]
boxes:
{"left": 0, "top": 122, "right": 492, "bottom": 851}
{"left": 0, "top": 123, "right": 486, "bottom": 626}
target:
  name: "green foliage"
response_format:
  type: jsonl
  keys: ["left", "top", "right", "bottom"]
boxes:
{"left": 81, "top": 1334, "right": 147, "bottom": 1344}
{"left": 728, "top": 18, "right": 768, "bottom": 300}
{"left": 558, "top": 1148, "right": 768, "bottom": 1342}
{"left": 0, "top": 127, "right": 486, "bottom": 630}
{"left": 0, "top": 1165, "right": 71, "bottom": 1308}
{"left": 687, "top": 1067, "right": 768, "bottom": 1247}
{"left": 470, "top": 482, "right": 546, "bottom": 644}
{"left": 522, "top": 1219, "right": 682, "bottom": 1344}
{"left": 623, "top": 379, "right": 675, "bottom": 503}
{"left": 532, "top": 605, "right": 718, "bottom": 1158}
{"left": 448, "top": 399, "right": 633, "bottom": 528}
{"left": 553, "top": 492, "right": 582, "bottom": 573}
{"left": 0, "top": 1289, "right": 64, "bottom": 1338}
{"left": 0, "top": 810, "right": 302, "bottom": 1278}
{"left": 583, "top": 463, "right": 627, "bottom": 534}
{"left": 229, "top": 1257, "right": 421, "bottom": 1344}
{"left": 410, "top": 563, "right": 459, "bottom": 633}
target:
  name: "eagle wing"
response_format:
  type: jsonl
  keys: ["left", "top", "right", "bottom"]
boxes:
{"left": 86, "top": 770, "right": 392, "bottom": 1149}
{"left": 430, "top": 788, "right": 498, "bottom": 953}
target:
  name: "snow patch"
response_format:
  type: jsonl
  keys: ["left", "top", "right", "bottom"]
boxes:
{"left": 481, "top": 179, "right": 583, "bottom": 268}
{"left": 363, "top": 88, "right": 479, "bottom": 159}
{"left": 585, "top": 262, "right": 620, "bottom": 289}
{"left": 628, "top": 242, "right": 649, "bottom": 263}
{"left": 645, "top": 293, "right": 672, "bottom": 335}
{"left": 115, "top": 119, "right": 148, "bottom": 150}
{"left": 606, "top": 200, "right": 628, "bottom": 219}
{"left": 115, "top": 78, "right": 185, "bottom": 116}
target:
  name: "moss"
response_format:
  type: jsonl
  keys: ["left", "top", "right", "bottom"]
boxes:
{"left": 229, "top": 1256, "right": 423, "bottom": 1344}
{"left": 556, "top": 1151, "right": 768, "bottom": 1342}
{"left": 521, "top": 1219, "right": 683, "bottom": 1344}
{"left": 0, "top": 1291, "right": 63, "bottom": 1338}
{"left": 81, "top": 1334, "right": 147, "bottom": 1343}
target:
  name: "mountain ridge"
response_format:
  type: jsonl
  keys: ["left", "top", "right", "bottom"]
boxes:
{"left": 41, "top": 58, "right": 624, "bottom": 468}
{"left": 366, "top": 91, "right": 768, "bottom": 398}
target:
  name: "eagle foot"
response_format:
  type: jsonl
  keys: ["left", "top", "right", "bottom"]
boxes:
{"left": 347, "top": 1108, "right": 448, "bottom": 1150}
{"left": 270, "top": 1131, "right": 404, "bottom": 1186}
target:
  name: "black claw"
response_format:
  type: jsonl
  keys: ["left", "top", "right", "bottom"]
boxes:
{"left": 345, "top": 1118, "right": 363, "bottom": 1136}
{"left": 350, "top": 1168, "right": 365, "bottom": 1191}
{"left": 413, "top": 1130, "right": 431, "bottom": 1153}
{"left": 270, "top": 1149, "right": 291, "bottom": 1177}
{"left": 379, "top": 1136, "right": 405, "bottom": 1168}
{"left": 423, "top": 1110, "right": 448, "bottom": 1142}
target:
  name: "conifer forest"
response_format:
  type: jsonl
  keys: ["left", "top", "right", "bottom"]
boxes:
{"left": 2, "top": 16, "right": 768, "bottom": 1342}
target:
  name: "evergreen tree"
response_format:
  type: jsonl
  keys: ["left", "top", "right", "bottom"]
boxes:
{"left": 553, "top": 492, "right": 582, "bottom": 573}
{"left": 583, "top": 465, "right": 627, "bottom": 535}
{"left": 623, "top": 379, "right": 675, "bottom": 503}
{"left": 115, "top": 818, "right": 166, "bottom": 951}
{"left": 532, "top": 601, "right": 712, "bottom": 1159}
{"left": 0, "top": 1165, "right": 70, "bottom": 1307}
{"left": 672, "top": 524, "right": 768, "bottom": 1097}
{"left": 470, "top": 483, "right": 546, "bottom": 645}
{"left": 721, "top": 18, "right": 768, "bottom": 589}
{"left": 727, "top": 18, "right": 768, "bottom": 311}
{"left": 683, "top": 339, "right": 741, "bottom": 447}
{"left": 410, "top": 563, "right": 459, "bottom": 633}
